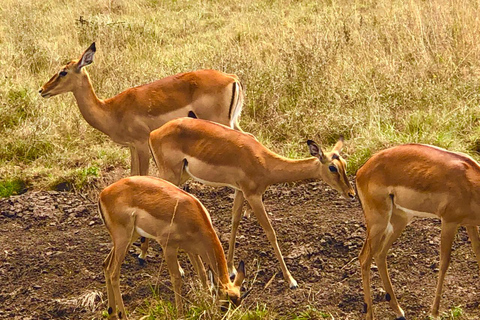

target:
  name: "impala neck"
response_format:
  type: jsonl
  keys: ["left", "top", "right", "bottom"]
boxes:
{"left": 267, "top": 156, "right": 320, "bottom": 186}
{"left": 71, "top": 71, "right": 109, "bottom": 134}
{"left": 200, "top": 230, "right": 231, "bottom": 286}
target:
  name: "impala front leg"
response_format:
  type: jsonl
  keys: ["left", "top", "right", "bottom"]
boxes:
{"left": 227, "top": 190, "right": 245, "bottom": 278}
{"left": 136, "top": 142, "right": 151, "bottom": 176}
{"left": 129, "top": 146, "right": 140, "bottom": 176}
{"left": 164, "top": 247, "right": 184, "bottom": 315}
{"left": 246, "top": 195, "right": 298, "bottom": 289}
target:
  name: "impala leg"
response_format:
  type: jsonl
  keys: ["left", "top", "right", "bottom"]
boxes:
{"left": 246, "top": 195, "right": 298, "bottom": 289}
{"left": 359, "top": 199, "right": 391, "bottom": 320}
{"left": 108, "top": 236, "right": 132, "bottom": 319}
{"left": 466, "top": 226, "right": 480, "bottom": 268}
{"left": 431, "top": 221, "right": 458, "bottom": 317}
{"left": 164, "top": 246, "right": 184, "bottom": 315}
{"left": 129, "top": 146, "right": 140, "bottom": 176}
{"left": 139, "top": 237, "right": 149, "bottom": 265}
{"left": 188, "top": 253, "right": 207, "bottom": 288}
{"left": 137, "top": 142, "right": 151, "bottom": 176}
{"left": 374, "top": 210, "right": 408, "bottom": 320}
{"left": 103, "top": 248, "right": 116, "bottom": 318}
{"left": 359, "top": 237, "right": 374, "bottom": 320}
{"left": 136, "top": 142, "right": 150, "bottom": 264}
{"left": 227, "top": 190, "right": 245, "bottom": 278}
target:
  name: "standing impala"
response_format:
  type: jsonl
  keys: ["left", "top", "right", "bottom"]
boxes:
{"left": 99, "top": 176, "right": 247, "bottom": 319}
{"left": 356, "top": 144, "right": 480, "bottom": 320}
{"left": 39, "top": 42, "right": 244, "bottom": 175}
{"left": 148, "top": 117, "right": 356, "bottom": 289}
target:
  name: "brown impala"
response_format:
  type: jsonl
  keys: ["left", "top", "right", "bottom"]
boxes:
{"left": 39, "top": 42, "right": 244, "bottom": 176}
{"left": 99, "top": 176, "right": 247, "bottom": 319}
{"left": 356, "top": 144, "right": 480, "bottom": 320}
{"left": 147, "top": 117, "right": 356, "bottom": 289}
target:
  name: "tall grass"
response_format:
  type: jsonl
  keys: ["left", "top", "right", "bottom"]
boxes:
{"left": 1, "top": 0, "right": 480, "bottom": 191}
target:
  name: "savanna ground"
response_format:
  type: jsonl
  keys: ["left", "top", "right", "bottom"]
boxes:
{"left": 2, "top": 179, "right": 480, "bottom": 319}
{"left": 1, "top": 0, "right": 480, "bottom": 319}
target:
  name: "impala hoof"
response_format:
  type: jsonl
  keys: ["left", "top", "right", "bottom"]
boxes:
{"left": 138, "top": 257, "right": 146, "bottom": 266}
{"left": 396, "top": 317, "right": 406, "bottom": 320}
{"left": 289, "top": 279, "right": 298, "bottom": 289}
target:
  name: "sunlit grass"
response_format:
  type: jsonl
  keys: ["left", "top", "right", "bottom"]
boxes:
{"left": 2, "top": 0, "right": 480, "bottom": 192}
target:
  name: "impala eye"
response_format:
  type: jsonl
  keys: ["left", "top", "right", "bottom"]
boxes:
{"left": 59, "top": 70, "right": 67, "bottom": 77}
{"left": 329, "top": 165, "right": 338, "bottom": 173}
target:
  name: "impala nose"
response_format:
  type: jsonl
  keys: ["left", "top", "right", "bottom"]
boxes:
{"left": 39, "top": 88, "right": 43, "bottom": 94}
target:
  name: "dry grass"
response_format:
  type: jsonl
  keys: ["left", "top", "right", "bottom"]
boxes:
{"left": 3, "top": 2, "right": 479, "bottom": 317}
{"left": 2, "top": 0, "right": 480, "bottom": 192}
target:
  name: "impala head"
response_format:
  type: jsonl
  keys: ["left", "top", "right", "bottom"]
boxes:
{"left": 215, "top": 261, "right": 246, "bottom": 312}
{"left": 39, "top": 42, "right": 96, "bottom": 98}
{"left": 307, "top": 137, "right": 356, "bottom": 200}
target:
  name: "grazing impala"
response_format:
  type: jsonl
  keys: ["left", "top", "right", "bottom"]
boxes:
{"left": 356, "top": 144, "right": 480, "bottom": 320}
{"left": 39, "top": 42, "right": 244, "bottom": 176}
{"left": 99, "top": 176, "right": 247, "bottom": 319}
{"left": 147, "top": 117, "right": 355, "bottom": 289}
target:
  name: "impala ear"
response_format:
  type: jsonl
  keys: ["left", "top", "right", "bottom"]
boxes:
{"left": 332, "top": 135, "right": 344, "bottom": 153}
{"left": 77, "top": 42, "right": 96, "bottom": 71}
{"left": 307, "top": 140, "right": 326, "bottom": 163}
{"left": 233, "top": 261, "right": 245, "bottom": 287}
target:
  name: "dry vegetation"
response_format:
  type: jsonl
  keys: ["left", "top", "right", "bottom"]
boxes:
{"left": 1, "top": 0, "right": 480, "bottom": 193}
{"left": 1, "top": 0, "right": 480, "bottom": 318}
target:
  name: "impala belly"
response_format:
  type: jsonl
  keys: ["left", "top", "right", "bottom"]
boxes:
{"left": 136, "top": 226, "right": 155, "bottom": 239}
{"left": 133, "top": 207, "right": 180, "bottom": 242}
{"left": 147, "top": 108, "right": 195, "bottom": 128}
{"left": 390, "top": 186, "right": 441, "bottom": 219}
{"left": 184, "top": 158, "right": 240, "bottom": 190}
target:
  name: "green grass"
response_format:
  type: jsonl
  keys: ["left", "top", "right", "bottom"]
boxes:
{"left": 2, "top": 0, "right": 480, "bottom": 193}
{"left": 0, "top": 178, "right": 27, "bottom": 197}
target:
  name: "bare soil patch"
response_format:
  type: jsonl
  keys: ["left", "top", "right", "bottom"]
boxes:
{"left": 1, "top": 180, "right": 479, "bottom": 319}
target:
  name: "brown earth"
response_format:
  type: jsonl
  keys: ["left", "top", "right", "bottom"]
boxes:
{"left": 1, "top": 179, "right": 479, "bottom": 320}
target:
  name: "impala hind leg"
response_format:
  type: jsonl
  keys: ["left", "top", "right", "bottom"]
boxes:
{"left": 466, "top": 226, "right": 480, "bottom": 268}
{"left": 103, "top": 248, "right": 116, "bottom": 318}
{"left": 105, "top": 235, "right": 132, "bottom": 319}
{"left": 374, "top": 209, "right": 408, "bottom": 320}
{"left": 431, "top": 221, "right": 458, "bottom": 317}
{"left": 359, "top": 198, "right": 393, "bottom": 320}
{"left": 227, "top": 190, "right": 245, "bottom": 278}
{"left": 246, "top": 194, "right": 297, "bottom": 289}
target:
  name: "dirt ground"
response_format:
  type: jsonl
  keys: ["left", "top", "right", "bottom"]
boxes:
{"left": 1, "top": 178, "right": 479, "bottom": 319}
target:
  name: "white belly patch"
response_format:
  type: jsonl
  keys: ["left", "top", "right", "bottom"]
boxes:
{"left": 136, "top": 226, "right": 155, "bottom": 239}
{"left": 394, "top": 203, "right": 438, "bottom": 219}
{"left": 184, "top": 162, "right": 238, "bottom": 190}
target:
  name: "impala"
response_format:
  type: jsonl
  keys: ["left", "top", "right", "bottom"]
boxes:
{"left": 39, "top": 42, "right": 244, "bottom": 176}
{"left": 147, "top": 117, "right": 355, "bottom": 289}
{"left": 99, "top": 176, "right": 247, "bottom": 319}
{"left": 356, "top": 144, "right": 480, "bottom": 320}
